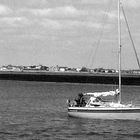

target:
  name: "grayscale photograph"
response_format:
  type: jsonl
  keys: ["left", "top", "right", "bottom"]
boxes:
{"left": 0, "top": 0, "right": 139, "bottom": 140}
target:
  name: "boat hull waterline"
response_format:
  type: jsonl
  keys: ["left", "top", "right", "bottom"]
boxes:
{"left": 68, "top": 107, "right": 140, "bottom": 120}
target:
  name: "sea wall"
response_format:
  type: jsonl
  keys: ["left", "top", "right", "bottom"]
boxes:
{"left": 0, "top": 71, "right": 139, "bottom": 85}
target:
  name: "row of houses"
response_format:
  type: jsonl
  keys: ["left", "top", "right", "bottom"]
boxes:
{"left": 0, "top": 65, "right": 80, "bottom": 72}
{"left": 0, "top": 65, "right": 22, "bottom": 71}
{"left": 0, "top": 65, "right": 140, "bottom": 74}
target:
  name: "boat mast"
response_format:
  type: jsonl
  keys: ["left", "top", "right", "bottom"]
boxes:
{"left": 118, "top": 0, "right": 121, "bottom": 104}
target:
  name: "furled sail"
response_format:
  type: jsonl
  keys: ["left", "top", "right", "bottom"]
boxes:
{"left": 84, "top": 89, "right": 119, "bottom": 97}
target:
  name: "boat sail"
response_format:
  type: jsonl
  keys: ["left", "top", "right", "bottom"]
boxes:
{"left": 67, "top": 0, "right": 140, "bottom": 120}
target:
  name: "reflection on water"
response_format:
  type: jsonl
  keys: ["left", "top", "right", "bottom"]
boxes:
{"left": 0, "top": 80, "right": 139, "bottom": 140}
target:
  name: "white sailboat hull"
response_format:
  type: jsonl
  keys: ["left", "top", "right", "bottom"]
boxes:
{"left": 68, "top": 107, "right": 140, "bottom": 120}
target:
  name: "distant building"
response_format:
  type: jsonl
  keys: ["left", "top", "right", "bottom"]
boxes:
{"left": 0, "top": 65, "right": 21, "bottom": 71}
{"left": 76, "top": 68, "right": 81, "bottom": 72}
{"left": 23, "top": 65, "right": 49, "bottom": 71}
{"left": 58, "top": 66, "right": 68, "bottom": 72}
{"left": 132, "top": 70, "right": 140, "bottom": 74}
{"left": 49, "top": 66, "right": 59, "bottom": 72}
{"left": 104, "top": 69, "right": 116, "bottom": 73}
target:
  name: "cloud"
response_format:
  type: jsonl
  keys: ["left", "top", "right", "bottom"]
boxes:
{"left": 123, "top": 0, "right": 140, "bottom": 8}
{"left": 102, "top": 11, "right": 118, "bottom": 20}
{"left": 0, "top": 4, "right": 12, "bottom": 15}
{"left": 62, "top": 20, "right": 101, "bottom": 29}
{"left": 0, "top": 3, "right": 113, "bottom": 31}
{"left": 105, "top": 11, "right": 117, "bottom": 19}
{"left": 22, "top": 6, "right": 86, "bottom": 18}
{"left": 81, "top": 0, "right": 140, "bottom": 8}
{"left": 28, "top": 0, "right": 48, "bottom": 6}
{"left": 0, "top": 17, "right": 30, "bottom": 27}
{"left": 81, "top": 0, "right": 108, "bottom": 4}
{"left": 40, "top": 19, "right": 62, "bottom": 29}
{"left": 40, "top": 18, "right": 101, "bottom": 30}
{"left": 101, "top": 10, "right": 124, "bottom": 21}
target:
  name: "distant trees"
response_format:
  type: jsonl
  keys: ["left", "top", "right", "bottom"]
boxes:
{"left": 80, "top": 67, "right": 89, "bottom": 72}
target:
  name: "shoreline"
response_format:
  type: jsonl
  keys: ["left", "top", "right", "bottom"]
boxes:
{"left": 0, "top": 71, "right": 139, "bottom": 85}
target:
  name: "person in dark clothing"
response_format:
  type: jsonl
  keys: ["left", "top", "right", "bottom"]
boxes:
{"left": 74, "top": 93, "right": 86, "bottom": 107}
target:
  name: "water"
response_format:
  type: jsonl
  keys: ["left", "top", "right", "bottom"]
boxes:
{"left": 0, "top": 80, "right": 139, "bottom": 140}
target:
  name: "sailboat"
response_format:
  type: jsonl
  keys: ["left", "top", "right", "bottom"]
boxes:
{"left": 67, "top": 0, "right": 140, "bottom": 120}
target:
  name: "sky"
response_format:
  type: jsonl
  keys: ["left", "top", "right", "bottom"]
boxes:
{"left": 0, "top": 0, "right": 140, "bottom": 69}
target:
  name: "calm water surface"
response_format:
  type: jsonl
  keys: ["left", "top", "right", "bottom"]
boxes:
{"left": 0, "top": 80, "right": 139, "bottom": 140}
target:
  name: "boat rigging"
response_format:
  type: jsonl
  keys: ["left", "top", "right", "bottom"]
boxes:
{"left": 67, "top": 0, "right": 140, "bottom": 120}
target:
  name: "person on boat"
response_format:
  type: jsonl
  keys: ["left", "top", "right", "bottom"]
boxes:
{"left": 74, "top": 93, "right": 86, "bottom": 107}
{"left": 113, "top": 88, "right": 120, "bottom": 102}
{"left": 67, "top": 99, "right": 77, "bottom": 107}
{"left": 67, "top": 99, "right": 71, "bottom": 107}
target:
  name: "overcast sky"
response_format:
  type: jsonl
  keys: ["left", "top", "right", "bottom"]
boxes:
{"left": 0, "top": 0, "right": 140, "bottom": 69}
